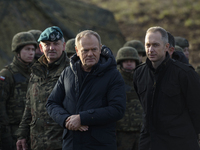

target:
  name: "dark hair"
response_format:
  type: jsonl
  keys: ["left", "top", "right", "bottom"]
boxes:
{"left": 167, "top": 32, "right": 175, "bottom": 48}
{"left": 15, "top": 45, "right": 25, "bottom": 54}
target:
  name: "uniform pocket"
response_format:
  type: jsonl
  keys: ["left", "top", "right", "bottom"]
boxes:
{"left": 161, "top": 86, "right": 183, "bottom": 114}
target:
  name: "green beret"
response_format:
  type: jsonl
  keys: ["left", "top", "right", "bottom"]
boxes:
{"left": 38, "top": 26, "right": 63, "bottom": 42}
{"left": 175, "top": 36, "right": 189, "bottom": 49}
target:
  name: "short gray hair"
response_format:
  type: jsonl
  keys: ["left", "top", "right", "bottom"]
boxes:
{"left": 61, "top": 37, "right": 65, "bottom": 43}
{"left": 146, "top": 26, "right": 168, "bottom": 44}
{"left": 75, "top": 30, "right": 101, "bottom": 46}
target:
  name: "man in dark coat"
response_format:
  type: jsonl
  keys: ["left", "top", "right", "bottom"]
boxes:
{"left": 46, "top": 30, "right": 126, "bottom": 150}
{"left": 133, "top": 26, "right": 200, "bottom": 150}
{"left": 167, "top": 31, "right": 189, "bottom": 64}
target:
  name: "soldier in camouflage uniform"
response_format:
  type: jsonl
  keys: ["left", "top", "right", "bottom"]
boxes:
{"left": 123, "top": 40, "right": 146, "bottom": 64}
{"left": 175, "top": 45, "right": 183, "bottom": 52}
{"left": 167, "top": 32, "right": 189, "bottom": 65}
{"left": 16, "top": 26, "right": 70, "bottom": 150}
{"left": 65, "top": 38, "right": 76, "bottom": 58}
{"left": 0, "top": 32, "right": 37, "bottom": 150}
{"left": 28, "top": 29, "right": 43, "bottom": 61}
{"left": 116, "top": 47, "right": 143, "bottom": 150}
{"left": 175, "top": 36, "right": 190, "bottom": 60}
{"left": 196, "top": 66, "right": 200, "bottom": 76}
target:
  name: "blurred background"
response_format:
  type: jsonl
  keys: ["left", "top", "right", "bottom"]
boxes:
{"left": 0, "top": 0, "right": 200, "bottom": 69}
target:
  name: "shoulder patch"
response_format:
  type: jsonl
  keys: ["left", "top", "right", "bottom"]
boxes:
{"left": 0, "top": 76, "right": 5, "bottom": 81}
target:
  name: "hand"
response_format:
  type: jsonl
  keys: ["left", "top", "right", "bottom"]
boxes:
{"left": 16, "top": 139, "right": 27, "bottom": 150}
{"left": 78, "top": 125, "right": 89, "bottom": 132}
{"left": 65, "top": 114, "right": 83, "bottom": 130}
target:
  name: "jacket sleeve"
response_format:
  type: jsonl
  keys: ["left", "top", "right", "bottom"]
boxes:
{"left": 79, "top": 70, "right": 126, "bottom": 126}
{"left": 181, "top": 69, "right": 200, "bottom": 135}
{"left": 46, "top": 70, "right": 70, "bottom": 128}
{"left": 0, "top": 69, "right": 13, "bottom": 133}
{"left": 16, "top": 86, "right": 32, "bottom": 140}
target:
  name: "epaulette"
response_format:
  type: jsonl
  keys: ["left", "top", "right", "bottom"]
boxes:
{"left": 134, "top": 62, "right": 146, "bottom": 71}
{"left": 173, "top": 60, "right": 193, "bottom": 72}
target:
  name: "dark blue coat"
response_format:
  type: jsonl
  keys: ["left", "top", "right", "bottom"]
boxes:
{"left": 46, "top": 47, "right": 126, "bottom": 150}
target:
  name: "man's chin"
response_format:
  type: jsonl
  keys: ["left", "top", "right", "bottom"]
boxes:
{"left": 148, "top": 57, "right": 156, "bottom": 61}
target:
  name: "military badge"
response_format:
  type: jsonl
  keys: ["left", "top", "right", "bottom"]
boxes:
{"left": 50, "top": 34, "right": 56, "bottom": 41}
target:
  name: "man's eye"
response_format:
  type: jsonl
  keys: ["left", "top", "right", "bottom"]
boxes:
{"left": 92, "top": 48, "right": 97, "bottom": 51}
{"left": 83, "top": 50, "right": 88, "bottom": 53}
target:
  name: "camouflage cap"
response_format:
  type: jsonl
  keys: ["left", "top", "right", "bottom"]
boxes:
{"left": 38, "top": 26, "right": 63, "bottom": 42}
{"left": 175, "top": 45, "right": 183, "bottom": 52}
{"left": 116, "top": 46, "right": 139, "bottom": 65}
{"left": 123, "top": 40, "right": 146, "bottom": 56}
{"left": 11, "top": 31, "right": 37, "bottom": 52}
{"left": 65, "top": 38, "right": 76, "bottom": 54}
{"left": 175, "top": 36, "right": 189, "bottom": 49}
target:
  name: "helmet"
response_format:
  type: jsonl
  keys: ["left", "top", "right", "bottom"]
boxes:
{"left": 175, "top": 37, "right": 189, "bottom": 49}
{"left": 116, "top": 47, "right": 139, "bottom": 65}
{"left": 11, "top": 32, "right": 37, "bottom": 52}
{"left": 65, "top": 38, "right": 76, "bottom": 57}
{"left": 175, "top": 45, "right": 183, "bottom": 52}
{"left": 28, "top": 29, "right": 42, "bottom": 42}
{"left": 123, "top": 40, "right": 146, "bottom": 56}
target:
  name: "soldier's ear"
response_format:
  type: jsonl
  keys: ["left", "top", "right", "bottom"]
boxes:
{"left": 165, "top": 43, "right": 170, "bottom": 52}
{"left": 75, "top": 46, "right": 79, "bottom": 56}
{"left": 99, "top": 44, "right": 102, "bottom": 54}
{"left": 62, "top": 42, "right": 66, "bottom": 51}
{"left": 39, "top": 43, "right": 44, "bottom": 53}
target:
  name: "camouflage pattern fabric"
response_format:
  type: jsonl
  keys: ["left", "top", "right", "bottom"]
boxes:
{"left": 117, "top": 131, "right": 140, "bottom": 150}
{"left": 0, "top": 56, "right": 32, "bottom": 150}
{"left": 123, "top": 40, "right": 146, "bottom": 56}
{"left": 16, "top": 52, "right": 69, "bottom": 150}
{"left": 11, "top": 32, "right": 37, "bottom": 52}
{"left": 65, "top": 38, "right": 76, "bottom": 58}
{"left": 196, "top": 65, "right": 200, "bottom": 76}
{"left": 116, "top": 47, "right": 139, "bottom": 65}
{"left": 116, "top": 68, "right": 143, "bottom": 150}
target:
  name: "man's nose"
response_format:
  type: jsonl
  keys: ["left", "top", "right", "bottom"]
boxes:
{"left": 88, "top": 50, "right": 93, "bottom": 55}
{"left": 50, "top": 44, "right": 55, "bottom": 50}
{"left": 148, "top": 46, "right": 153, "bottom": 52}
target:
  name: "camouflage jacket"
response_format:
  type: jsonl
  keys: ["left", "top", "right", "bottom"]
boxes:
{"left": 196, "top": 65, "right": 200, "bottom": 76}
{"left": 116, "top": 68, "right": 143, "bottom": 132}
{"left": 0, "top": 56, "right": 32, "bottom": 135}
{"left": 16, "top": 52, "right": 70, "bottom": 150}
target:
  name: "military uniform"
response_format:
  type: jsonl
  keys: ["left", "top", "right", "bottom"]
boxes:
{"left": 196, "top": 65, "right": 200, "bottom": 76}
{"left": 16, "top": 52, "right": 69, "bottom": 150}
{"left": 116, "top": 47, "right": 143, "bottom": 150}
{"left": 0, "top": 32, "right": 37, "bottom": 150}
{"left": 28, "top": 30, "right": 42, "bottom": 61}
{"left": 65, "top": 38, "right": 76, "bottom": 58}
{"left": 0, "top": 57, "right": 32, "bottom": 149}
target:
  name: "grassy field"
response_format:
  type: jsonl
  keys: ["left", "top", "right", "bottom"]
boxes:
{"left": 80, "top": 0, "right": 200, "bottom": 67}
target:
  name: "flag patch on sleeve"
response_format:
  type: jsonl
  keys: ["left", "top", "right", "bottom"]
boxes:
{"left": 0, "top": 76, "right": 5, "bottom": 81}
